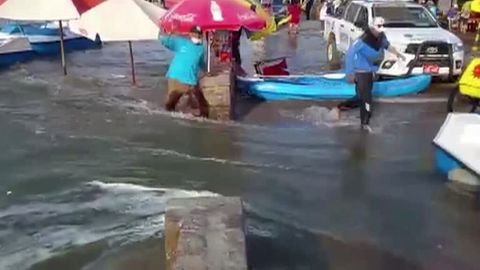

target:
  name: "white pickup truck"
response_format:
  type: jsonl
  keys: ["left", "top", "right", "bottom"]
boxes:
{"left": 322, "top": 0, "right": 465, "bottom": 81}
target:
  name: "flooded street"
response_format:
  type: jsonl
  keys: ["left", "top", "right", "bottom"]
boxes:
{"left": 0, "top": 20, "right": 479, "bottom": 270}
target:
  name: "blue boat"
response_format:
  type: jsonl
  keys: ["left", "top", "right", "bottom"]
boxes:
{"left": 0, "top": 22, "right": 101, "bottom": 56}
{"left": 435, "top": 147, "right": 462, "bottom": 175}
{"left": 0, "top": 34, "right": 35, "bottom": 68}
{"left": 237, "top": 73, "right": 432, "bottom": 101}
{"left": 433, "top": 113, "right": 480, "bottom": 177}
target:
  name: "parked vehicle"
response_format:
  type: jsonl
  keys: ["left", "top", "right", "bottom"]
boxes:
{"left": 322, "top": 0, "right": 464, "bottom": 81}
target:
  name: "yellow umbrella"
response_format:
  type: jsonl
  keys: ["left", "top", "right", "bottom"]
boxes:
{"left": 462, "top": 1, "right": 473, "bottom": 11}
{"left": 234, "top": 0, "right": 276, "bottom": 40}
{"left": 471, "top": 0, "right": 480, "bottom": 12}
{"left": 459, "top": 58, "right": 480, "bottom": 98}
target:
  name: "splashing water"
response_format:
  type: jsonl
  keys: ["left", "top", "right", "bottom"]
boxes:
{"left": 0, "top": 181, "right": 218, "bottom": 270}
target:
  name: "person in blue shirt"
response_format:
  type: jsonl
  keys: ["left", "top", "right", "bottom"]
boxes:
{"left": 160, "top": 26, "right": 208, "bottom": 117}
{"left": 337, "top": 17, "right": 405, "bottom": 126}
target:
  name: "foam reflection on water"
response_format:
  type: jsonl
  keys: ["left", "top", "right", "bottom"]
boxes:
{"left": 0, "top": 181, "right": 218, "bottom": 270}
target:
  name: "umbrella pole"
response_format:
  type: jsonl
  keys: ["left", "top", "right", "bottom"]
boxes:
{"left": 59, "top": 20, "right": 67, "bottom": 75}
{"left": 207, "top": 31, "right": 211, "bottom": 73}
{"left": 128, "top": 41, "right": 136, "bottom": 85}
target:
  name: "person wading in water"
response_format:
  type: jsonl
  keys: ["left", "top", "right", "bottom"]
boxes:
{"left": 161, "top": 26, "right": 209, "bottom": 117}
{"left": 337, "top": 17, "right": 405, "bottom": 127}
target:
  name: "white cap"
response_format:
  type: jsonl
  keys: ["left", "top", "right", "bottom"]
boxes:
{"left": 370, "top": 17, "right": 385, "bottom": 32}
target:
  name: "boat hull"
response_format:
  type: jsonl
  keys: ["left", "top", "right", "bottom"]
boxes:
{"left": 0, "top": 50, "right": 35, "bottom": 67}
{"left": 434, "top": 147, "right": 462, "bottom": 175}
{"left": 237, "top": 74, "right": 432, "bottom": 101}
{"left": 30, "top": 37, "right": 101, "bottom": 55}
{"left": 0, "top": 35, "right": 35, "bottom": 67}
{"left": 433, "top": 113, "right": 480, "bottom": 176}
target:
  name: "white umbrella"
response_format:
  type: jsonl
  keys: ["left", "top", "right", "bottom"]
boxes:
{"left": 0, "top": 0, "right": 81, "bottom": 21}
{"left": 69, "top": 0, "right": 166, "bottom": 84}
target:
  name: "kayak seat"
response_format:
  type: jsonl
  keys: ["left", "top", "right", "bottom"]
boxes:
{"left": 254, "top": 57, "right": 290, "bottom": 76}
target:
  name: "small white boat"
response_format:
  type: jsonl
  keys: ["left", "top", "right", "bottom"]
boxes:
{"left": 0, "top": 32, "right": 34, "bottom": 67}
{"left": 433, "top": 113, "right": 480, "bottom": 177}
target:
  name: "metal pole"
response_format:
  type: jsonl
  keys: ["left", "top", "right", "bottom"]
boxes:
{"left": 128, "top": 41, "right": 136, "bottom": 85}
{"left": 59, "top": 20, "right": 67, "bottom": 75}
{"left": 207, "top": 31, "right": 211, "bottom": 73}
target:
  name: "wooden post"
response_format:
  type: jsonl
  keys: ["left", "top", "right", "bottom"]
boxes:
{"left": 59, "top": 20, "right": 67, "bottom": 75}
{"left": 128, "top": 41, "right": 136, "bottom": 85}
{"left": 165, "top": 197, "right": 247, "bottom": 270}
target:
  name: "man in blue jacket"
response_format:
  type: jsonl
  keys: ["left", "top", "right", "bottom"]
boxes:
{"left": 338, "top": 17, "right": 405, "bottom": 126}
{"left": 160, "top": 26, "right": 208, "bottom": 117}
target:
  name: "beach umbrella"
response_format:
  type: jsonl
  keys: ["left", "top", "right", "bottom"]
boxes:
{"left": 160, "top": 0, "right": 265, "bottom": 72}
{"left": 0, "top": 0, "right": 109, "bottom": 75}
{"left": 0, "top": 0, "right": 86, "bottom": 21}
{"left": 160, "top": 0, "right": 266, "bottom": 33}
{"left": 69, "top": 0, "right": 166, "bottom": 84}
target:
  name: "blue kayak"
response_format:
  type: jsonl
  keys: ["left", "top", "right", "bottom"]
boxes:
{"left": 237, "top": 73, "right": 432, "bottom": 101}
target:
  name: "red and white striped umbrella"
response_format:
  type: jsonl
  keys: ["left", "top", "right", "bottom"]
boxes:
{"left": 0, "top": 0, "right": 166, "bottom": 83}
{"left": 0, "top": 0, "right": 165, "bottom": 41}
{"left": 0, "top": 0, "right": 102, "bottom": 21}
{"left": 68, "top": 0, "right": 167, "bottom": 84}
{"left": 69, "top": 0, "right": 166, "bottom": 42}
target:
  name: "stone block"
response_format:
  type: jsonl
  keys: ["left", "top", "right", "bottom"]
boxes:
{"left": 199, "top": 68, "right": 236, "bottom": 121}
{"left": 165, "top": 196, "right": 247, "bottom": 270}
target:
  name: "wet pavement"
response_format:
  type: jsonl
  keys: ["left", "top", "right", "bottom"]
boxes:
{"left": 0, "top": 20, "right": 479, "bottom": 270}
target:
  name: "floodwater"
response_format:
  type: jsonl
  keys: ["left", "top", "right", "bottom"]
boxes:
{"left": 0, "top": 21, "right": 479, "bottom": 270}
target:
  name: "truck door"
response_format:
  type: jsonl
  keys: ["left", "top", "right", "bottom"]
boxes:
{"left": 339, "top": 3, "right": 360, "bottom": 51}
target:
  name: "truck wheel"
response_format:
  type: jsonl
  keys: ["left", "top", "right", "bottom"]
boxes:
{"left": 326, "top": 35, "right": 340, "bottom": 70}
{"left": 447, "top": 75, "right": 459, "bottom": 83}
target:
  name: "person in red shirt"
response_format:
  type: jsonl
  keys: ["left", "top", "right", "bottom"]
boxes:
{"left": 287, "top": 0, "right": 302, "bottom": 34}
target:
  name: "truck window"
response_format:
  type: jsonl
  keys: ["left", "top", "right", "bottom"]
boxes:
{"left": 345, "top": 3, "right": 360, "bottom": 23}
{"left": 373, "top": 5, "right": 438, "bottom": 28}
{"left": 355, "top": 7, "right": 368, "bottom": 29}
